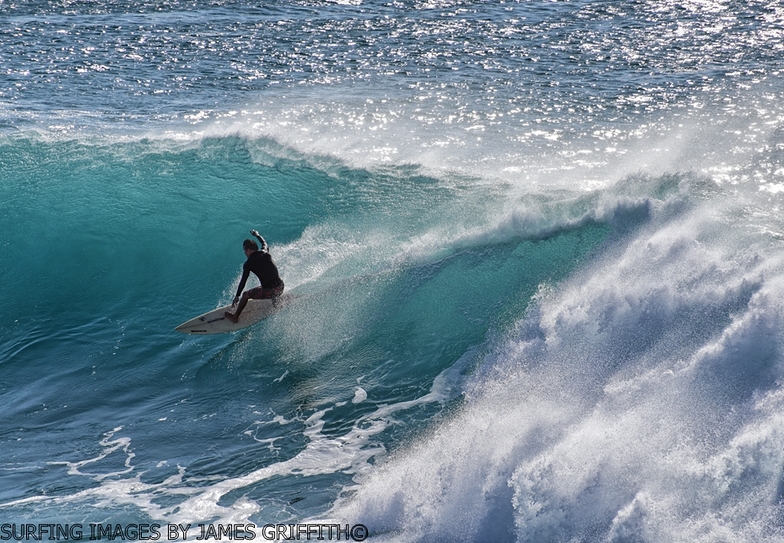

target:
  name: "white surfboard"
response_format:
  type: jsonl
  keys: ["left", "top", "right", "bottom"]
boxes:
{"left": 175, "top": 295, "right": 294, "bottom": 335}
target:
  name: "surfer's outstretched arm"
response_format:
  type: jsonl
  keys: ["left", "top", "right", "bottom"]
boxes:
{"left": 250, "top": 229, "right": 268, "bottom": 253}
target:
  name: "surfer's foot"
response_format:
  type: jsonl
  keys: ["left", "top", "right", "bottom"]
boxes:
{"left": 224, "top": 311, "right": 239, "bottom": 323}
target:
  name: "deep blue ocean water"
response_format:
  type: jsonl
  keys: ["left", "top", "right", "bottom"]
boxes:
{"left": 2, "top": 1, "right": 784, "bottom": 541}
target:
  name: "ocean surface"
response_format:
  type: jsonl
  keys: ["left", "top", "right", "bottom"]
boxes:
{"left": 2, "top": 0, "right": 784, "bottom": 541}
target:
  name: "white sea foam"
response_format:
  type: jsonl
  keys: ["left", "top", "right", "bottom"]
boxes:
{"left": 328, "top": 180, "right": 784, "bottom": 542}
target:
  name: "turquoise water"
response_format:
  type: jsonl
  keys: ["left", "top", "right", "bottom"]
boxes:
{"left": 2, "top": 1, "right": 784, "bottom": 541}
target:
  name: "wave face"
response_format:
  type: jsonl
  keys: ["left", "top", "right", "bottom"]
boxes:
{"left": 2, "top": 1, "right": 784, "bottom": 541}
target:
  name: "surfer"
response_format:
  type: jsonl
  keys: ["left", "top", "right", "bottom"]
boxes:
{"left": 224, "top": 230, "right": 285, "bottom": 323}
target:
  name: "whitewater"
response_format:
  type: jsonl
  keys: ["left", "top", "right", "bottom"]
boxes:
{"left": 2, "top": 1, "right": 784, "bottom": 541}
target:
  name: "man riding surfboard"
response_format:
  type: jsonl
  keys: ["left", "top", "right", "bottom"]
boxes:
{"left": 224, "top": 230, "right": 284, "bottom": 323}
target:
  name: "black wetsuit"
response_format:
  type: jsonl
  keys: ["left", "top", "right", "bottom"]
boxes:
{"left": 235, "top": 250, "right": 283, "bottom": 299}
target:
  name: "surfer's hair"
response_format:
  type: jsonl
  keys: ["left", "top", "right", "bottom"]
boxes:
{"left": 243, "top": 239, "right": 258, "bottom": 251}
